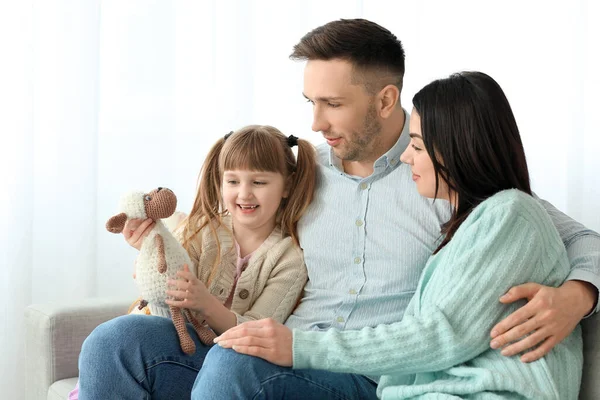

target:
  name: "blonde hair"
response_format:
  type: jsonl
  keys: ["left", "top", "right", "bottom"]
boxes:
{"left": 181, "top": 125, "right": 317, "bottom": 283}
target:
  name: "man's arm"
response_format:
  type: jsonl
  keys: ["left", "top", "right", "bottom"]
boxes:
{"left": 490, "top": 195, "right": 600, "bottom": 362}
{"left": 538, "top": 196, "right": 600, "bottom": 311}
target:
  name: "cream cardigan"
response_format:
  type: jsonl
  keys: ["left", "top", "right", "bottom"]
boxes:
{"left": 179, "top": 215, "right": 307, "bottom": 325}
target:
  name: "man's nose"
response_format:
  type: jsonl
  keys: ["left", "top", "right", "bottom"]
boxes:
{"left": 311, "top": 106, "right": 329, "bottom": 133}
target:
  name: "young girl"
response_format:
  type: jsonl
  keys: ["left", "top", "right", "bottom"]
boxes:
{"left": 213, "top": 73, "right": 583, "bottom": 399}
{"left": 74, "top": 125, "right": 317, "bottom": 399}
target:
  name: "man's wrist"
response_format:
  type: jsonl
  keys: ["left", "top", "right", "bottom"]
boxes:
{"left": 565, "top": 279, "right": 598, "bottom": 317}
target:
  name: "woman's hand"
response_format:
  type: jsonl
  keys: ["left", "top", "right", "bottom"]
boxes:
{"left": 166, "top": 264, "right": 213, "bottom": 314}
{"left": 122, "top": 218, "right": 155, "bottom": 250}
{"left": 213, "top": 318, "right": 293, "bottom": 367}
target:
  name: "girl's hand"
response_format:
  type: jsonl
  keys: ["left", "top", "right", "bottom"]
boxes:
{"left": 122, "top": 218, "right": 155, "bottom": 250}
{"left": 166, "top": 264, "right": 212, "bottom": 314}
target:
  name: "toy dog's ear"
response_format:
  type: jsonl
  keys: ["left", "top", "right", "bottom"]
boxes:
{"left": 106, "top": 213, "right": 128, "bottom": 233}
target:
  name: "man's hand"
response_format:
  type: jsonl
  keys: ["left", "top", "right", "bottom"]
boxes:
{"left": 214, "top": 318, "right": 293, "bottom": 367}
{"left": 490, "top": 280, "right": 597, "bottom": 362}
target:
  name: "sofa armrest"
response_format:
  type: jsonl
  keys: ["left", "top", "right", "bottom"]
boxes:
{"left": 25, "top": 297, "right": 131, "bottom": 400}
{"left": 581, "top": 312, "right": 600, "bottom": 400}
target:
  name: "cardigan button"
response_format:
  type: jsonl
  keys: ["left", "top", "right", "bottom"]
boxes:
{"left": 239, "top": 289, "right": 249, "bottom": 300}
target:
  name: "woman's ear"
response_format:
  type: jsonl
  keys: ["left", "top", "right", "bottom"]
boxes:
{"left": 378, "top": 84, "right": 400, "bottom": 119}
{"left": 106, "top": 212, "right": 128, "bottom": 233}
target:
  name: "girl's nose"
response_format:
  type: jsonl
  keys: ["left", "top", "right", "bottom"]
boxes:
{"left": 239, "top": 183, "right": 253, "bottom": 199}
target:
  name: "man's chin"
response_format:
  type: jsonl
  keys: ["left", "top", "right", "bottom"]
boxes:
{"left": 331, "top": 148, "right": 361, "bottom": 162}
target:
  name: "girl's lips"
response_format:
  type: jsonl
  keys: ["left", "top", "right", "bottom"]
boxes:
{"left": 412, "top": 174, "right": 420, "bottom": 181}
{"left": 238, "top": 204, "right": 259, "bottom": 214}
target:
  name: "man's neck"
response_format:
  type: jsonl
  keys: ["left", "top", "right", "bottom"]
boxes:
{"left": 342, "top": 159, "right": 376, "bottom": 178}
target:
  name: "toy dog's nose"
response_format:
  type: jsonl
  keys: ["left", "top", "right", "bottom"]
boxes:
{"left": 157, "top": 187, "right": 163, "bottom": 192}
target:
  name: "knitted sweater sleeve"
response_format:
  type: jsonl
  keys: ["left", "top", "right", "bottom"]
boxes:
{"left": 293, "top": 191, "right": 569, "bottom": 376}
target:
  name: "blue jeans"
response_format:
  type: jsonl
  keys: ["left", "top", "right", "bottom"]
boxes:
{"left": 79, "top": 315, "right": 377, "bottom": 399}
{"left": 191, "top": 345, "right": 378, "bottom": 399}
{"left": 78, "top": 315, "right": 210, "bottom": 400}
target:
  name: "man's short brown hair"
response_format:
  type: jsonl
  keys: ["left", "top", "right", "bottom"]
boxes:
{"left": 291, "top": 19, "right": 405, "bottom": 93}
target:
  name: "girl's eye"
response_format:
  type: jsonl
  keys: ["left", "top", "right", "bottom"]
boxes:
{"left": 411, "top": 144, "right": 422, "bottom": 151}
{"left": 254, "top": 181, "right": 267, "bottom": 186}
{"left": 227, "top": 180, "right": 238, "bottom": 185}
{"left": 328, "top": 103, "right": 340, "bottom": 108}
{"left": 305, "top": 99, "right": 314, "bottom": 105}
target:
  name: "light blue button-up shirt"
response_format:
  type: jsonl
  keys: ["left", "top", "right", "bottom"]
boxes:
{"left": 286, "top": 109, "right": 600, "bottom": 332}
{"left": 287, "top": 110, "right": 452, "bottom": 331}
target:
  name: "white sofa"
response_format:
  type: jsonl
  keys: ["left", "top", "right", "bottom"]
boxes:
{"left": 25, "top": 298, "right": 600, "bottom": 400}
{"left": 25, "top": 298, "right": 131, "bottom": 400}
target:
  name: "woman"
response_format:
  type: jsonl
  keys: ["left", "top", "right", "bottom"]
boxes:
{"left": 214, "top": 72, "right": 583, "bottom": 399}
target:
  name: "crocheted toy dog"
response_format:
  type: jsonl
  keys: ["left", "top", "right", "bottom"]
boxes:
{"left": 106, "top": 187, "right": 215, "bottom": 354}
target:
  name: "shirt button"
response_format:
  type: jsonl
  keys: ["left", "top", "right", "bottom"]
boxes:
{"left": 238, "top": 289, "right": 249, "bottom": 299}
{"left": 354, "top": 257, "right": 361, "bottom": 264}
{"left": 360, "top": 182, "right": 368, "bottom": 190}
{"left": 355, "top": 220, "right": 363, "bottom": 227}
{"left": 349, "top": 289, "right": 357, "bottom": 295}
{"left": 390, "top": 159, "right": 398, "bottom": 165}
{"left": 336, "top": 316, "right": 345, "bottom": 323}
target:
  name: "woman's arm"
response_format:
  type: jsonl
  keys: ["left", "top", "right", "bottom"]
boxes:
{"left": 216, "top": 192, "right": 570, "bottom": 376}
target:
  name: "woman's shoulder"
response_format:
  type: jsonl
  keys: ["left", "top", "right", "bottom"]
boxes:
{"left": 466, "top": 189, "right": 555, "bottom": 234}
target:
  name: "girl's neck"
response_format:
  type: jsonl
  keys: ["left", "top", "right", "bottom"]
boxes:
{"left": 232, "top": 220, "right": 276, "bottom": 258}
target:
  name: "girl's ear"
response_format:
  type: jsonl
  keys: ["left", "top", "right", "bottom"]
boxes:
{"left": 106, "top": 213, "right": 128, "bottom": 233}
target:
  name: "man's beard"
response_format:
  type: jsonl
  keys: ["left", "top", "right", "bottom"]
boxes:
{"left": 338, "top": 103, "right": 382, "bottom": 162}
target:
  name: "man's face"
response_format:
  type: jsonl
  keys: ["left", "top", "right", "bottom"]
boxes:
{"left": 303, "top": 59, "right": 382, "bottom": 162}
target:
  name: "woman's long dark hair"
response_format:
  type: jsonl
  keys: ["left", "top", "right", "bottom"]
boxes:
{"left": 412, "top": 71, "right": 532, "bottom": 253}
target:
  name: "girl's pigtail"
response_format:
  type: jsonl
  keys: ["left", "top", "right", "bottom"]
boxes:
{"left": 280, "top": 139, "right": 317, "bottom": 245}
{"left": 182, "top": 138, "right": 225, "bottom": 265}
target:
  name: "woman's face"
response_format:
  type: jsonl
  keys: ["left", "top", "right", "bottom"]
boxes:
{"left": 400, "top": 109, "right": 450, "bottom": 201}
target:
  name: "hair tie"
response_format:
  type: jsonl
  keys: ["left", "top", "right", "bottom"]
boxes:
{"left": 287, "top": 135, "right": 299, "bottom": 148}
{"left": 224, "top": 131, "right": 233, "bottom": 141}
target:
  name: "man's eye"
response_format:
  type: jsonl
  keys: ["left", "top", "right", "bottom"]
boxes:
{"left": 305, "top": 99, "right": 314, "bottom": 105}
{"left": 328, "top": 103, "right": 340, "bottom": 108}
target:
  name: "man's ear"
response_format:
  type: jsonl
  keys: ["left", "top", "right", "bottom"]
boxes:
{"left": 106, "top": 213, "right": 128, "bottom": 233}
{"left": 378, "top": 84, "right": 400, "bottom": 119}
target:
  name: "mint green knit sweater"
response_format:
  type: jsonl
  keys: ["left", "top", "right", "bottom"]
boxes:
{"left": 293, "top": 190, "right": 583, "bottom": 399}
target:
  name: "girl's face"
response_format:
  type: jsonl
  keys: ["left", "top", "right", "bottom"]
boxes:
{"left": 222, "top": 170, "right": 289, "bottom": 233}
{"left": 400, "top": 110, "right": 450, "bottom": 201}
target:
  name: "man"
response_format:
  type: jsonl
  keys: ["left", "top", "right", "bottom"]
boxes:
{"left": 78, "top": 19, "right": 599, "bottom": 399}
{"left": 192, "top": 19, "right": 599, "bottom": 399}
